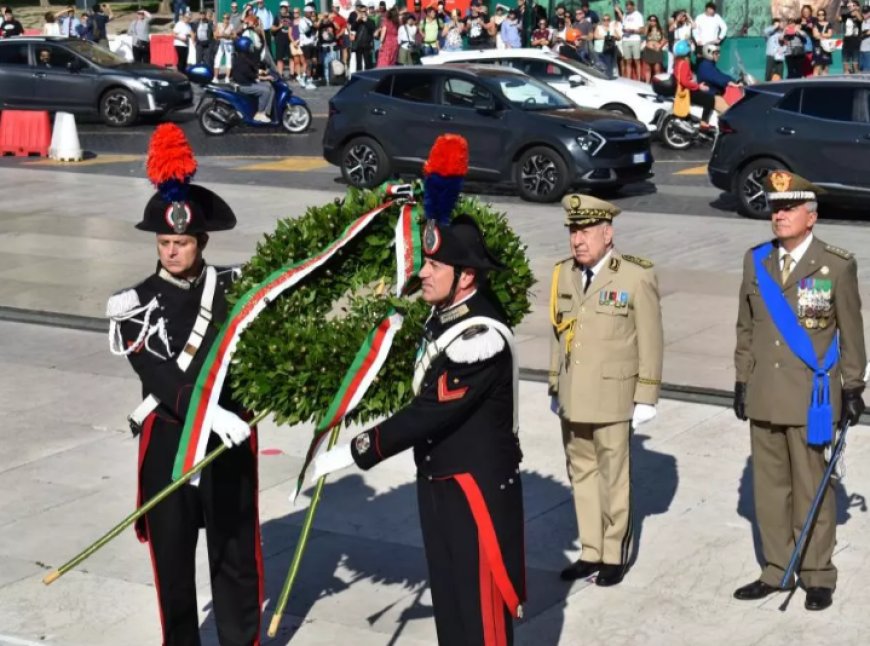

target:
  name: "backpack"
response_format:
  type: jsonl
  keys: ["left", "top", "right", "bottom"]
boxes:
{"left": 91, "top": 16, "right": 103, "bottom": 40}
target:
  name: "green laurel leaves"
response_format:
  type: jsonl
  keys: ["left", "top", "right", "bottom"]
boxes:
{"left": 226, "top": 186, "right": 535, "bottom": 428}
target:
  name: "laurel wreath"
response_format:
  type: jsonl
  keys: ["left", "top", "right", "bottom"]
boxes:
{"left": 226, "top": 185, "right": 535, "bottom": 427}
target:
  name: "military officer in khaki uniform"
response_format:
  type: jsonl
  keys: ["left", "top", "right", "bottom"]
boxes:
{"left": 548, "top": 194, "right": 664, "bottom": 587}
{"left": 733, "top": 172, "right": 866, "bottom": 612}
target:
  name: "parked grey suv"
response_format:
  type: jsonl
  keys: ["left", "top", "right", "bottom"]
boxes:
{"left": 709, "top": 76, "right": 870, "bottom": 218}
{"left": 323, "top": 65, "right": 653, "bottom": 202}
{"left": 0, "top": 37, "right": 193, "bottom": 127}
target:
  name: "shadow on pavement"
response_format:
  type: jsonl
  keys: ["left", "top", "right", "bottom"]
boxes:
{"left": 196, "top": 470, "right": 577, "bottom": 645}
{"left": 628, "top": 432, "right": 679, "bottom": 569}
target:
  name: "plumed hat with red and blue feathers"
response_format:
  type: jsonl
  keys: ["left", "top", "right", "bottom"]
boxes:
{"left": 421, "top": 134, "right": 503, "bottom": 271}
{"left": 137, "top": 124, "right": 236, "bottom": 234}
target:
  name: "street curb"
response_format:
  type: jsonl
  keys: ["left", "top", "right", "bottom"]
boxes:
{"left": 5, "top": 305, "right": 868, "bottom": 424}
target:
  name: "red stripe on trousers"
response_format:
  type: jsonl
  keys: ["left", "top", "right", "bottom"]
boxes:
{"left": 135, "top": 413, "right": 157, "bottom": 543}
{"left": 478, "top": 539, "right": 508, "bottom": 646}
{"left": 452, "top": 473, "right": 520, "bottom": 617}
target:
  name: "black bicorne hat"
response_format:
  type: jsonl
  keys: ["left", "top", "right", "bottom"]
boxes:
{"left": 136, "top": 124, "right": 237, "bottom": 235}
{"left": 423, "top": 215, "right": 504, "bottom": 271}
{"left": 138, "top": 184, "right": 237, "bottom": 234}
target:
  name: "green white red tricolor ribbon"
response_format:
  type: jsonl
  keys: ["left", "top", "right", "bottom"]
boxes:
{"left": 172, "top": 186, "right": 422, "bottom": 483}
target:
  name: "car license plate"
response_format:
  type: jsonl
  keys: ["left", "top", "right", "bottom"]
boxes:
{"left": 633, "top": 152, "right": 647, "bottom": 164}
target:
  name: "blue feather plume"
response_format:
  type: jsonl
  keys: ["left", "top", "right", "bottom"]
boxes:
{"left": 424, "top": 174, "right": 463, "bottom": 225}
{"left": 158, "top": 178, "right": 192, "bottom": 204}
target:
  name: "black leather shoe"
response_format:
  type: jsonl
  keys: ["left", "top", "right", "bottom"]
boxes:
{"left": 560, "top": 560, "right": 601, "bottom": 581}
{"left": 595, "top": 564, "right": 625, "bottom": 587}
{"left": 733, "top": 580, "right": 784, "bottom": 600}
{"left": 805, "top": 587, "right": 833, "bottom": 611}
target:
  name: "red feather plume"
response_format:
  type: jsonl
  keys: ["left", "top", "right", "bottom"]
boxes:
{"left": 146, "top": 124, "right": 198, "bottom": 187}
{"left": 423, "top": 134, "right": 468, "bottom": 178}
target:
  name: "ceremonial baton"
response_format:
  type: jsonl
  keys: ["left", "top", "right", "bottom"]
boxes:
{"left": 779, "top": 422, "right": 849, "bottom": 589}
{"left": 267, "top": 423, "right": 343, "bottom": 638}
{"left": 43, "top": 409, "right": 269, "bottom": 586}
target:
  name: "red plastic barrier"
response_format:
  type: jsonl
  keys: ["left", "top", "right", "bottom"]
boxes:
{"left": 0, "top": 110, "right": 51, "bottom": 157}
{"left": 23, "top": 29, "right": 42, "bottom": 36}
{"left": 150, "top": 34, "right": 177, "bottom": 68}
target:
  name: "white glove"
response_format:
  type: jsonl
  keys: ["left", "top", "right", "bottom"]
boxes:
{"left": 550, "top": 395, "right": 560, "bottom": 415}
{"left": 311, "top": 443, "right": 355, "bottom": 482}
{"left": 211, "top": 405, "right": 251, "bottom": 448}
{"left": 631, "top": 403, "right": 657, "bottom": 428}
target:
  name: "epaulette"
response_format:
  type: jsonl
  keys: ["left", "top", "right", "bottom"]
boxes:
{"left": 106, "top": 288, "right": 140, "bottom": 318}
{"left": 824, "top": 244, "right": 853, "bottom": 260}
{"left": 621, "top": 254, "right": 654, "bottom": 269}
{"left": 554, "top": 256, "right": 573, "bottom": 267}
{"left": 445, "top": 325, "right": 506, "bottom": 364}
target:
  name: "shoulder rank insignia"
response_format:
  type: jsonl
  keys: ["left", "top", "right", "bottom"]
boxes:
{"left": 554, "top": 256, "right": 573, "bottom": 268}
{"left": 608, "top": 256, "right": 621, "bottom": 272}
{"left": 439, "top": 303, "right": 470, "bottom": 325}
{"left": 824, "top": 244, "right": 852, "bottom": 260}
{"left": 621, "top": 254, "right": 654, "bottom": 269}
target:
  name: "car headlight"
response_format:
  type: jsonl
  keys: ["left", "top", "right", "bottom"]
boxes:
{"left": 138, "top": 77, "right": 170, "bottom": 89}
{"left": 637, "top": 92, "right": 663, "bottom": 102}
{"left": 576, "top": 130, "right": 606, "bottom": 156}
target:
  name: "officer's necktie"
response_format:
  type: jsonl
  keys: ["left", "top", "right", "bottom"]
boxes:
{"left": 583, "top": 268, "right": 594, "bottom": 293}
{"left": 781, "top": 253, "right": 793, "bottom": 284}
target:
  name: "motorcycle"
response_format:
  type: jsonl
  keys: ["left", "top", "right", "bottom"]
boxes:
{"left": 186, "top": 64, "right": 312, "bottom": 136}
{"left": 653, "top": 53, "right": 756, "bottom": 150}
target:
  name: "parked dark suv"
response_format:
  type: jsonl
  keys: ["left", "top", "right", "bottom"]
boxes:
{"left": 0, "top": 37, "right": 193, "bottom": 127}
{"left": 323, "top": 64, "right": 653, "bottom": 202}
{"left": 709, "top": 76, "right": 870, "bottom": 218}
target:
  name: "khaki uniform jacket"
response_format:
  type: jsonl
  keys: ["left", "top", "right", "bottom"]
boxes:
{"left": 735, "top": 237, "right": 866, "bottom": 426}
{"left": 548, "top": 249, "right": 664, "bottom": 424}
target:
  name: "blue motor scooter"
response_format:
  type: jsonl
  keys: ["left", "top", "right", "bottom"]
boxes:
{"left": 187, "top": 63, "right": 312, "bottom": 136}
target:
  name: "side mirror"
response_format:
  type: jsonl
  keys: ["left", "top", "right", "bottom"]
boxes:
{"left": 67, "top": 58, "right": 84, "bottom": 72}
{"left": 568, "top": 74, "right": 585, "bottom": 88}
{"left": 474, "top": 98, "right": 497, "bottom": 114}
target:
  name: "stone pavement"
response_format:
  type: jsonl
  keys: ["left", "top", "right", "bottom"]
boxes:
{"left": 2, "top": 166, "right": 870, "bottom": 392}
{"left": 1, "top": 320, "right": 869, "bottom": 646}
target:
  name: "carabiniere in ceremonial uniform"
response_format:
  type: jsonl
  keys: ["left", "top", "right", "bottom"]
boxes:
{"left": 733, "top": 171, "right": 866, "bottom": 611}
{"left": 312, "top": 215, "right": 526, "bottom": 646}
{"left": 106, "top": 125, "right": 263, "bottom": 645}
{"left": 548, "top": 194, "right": 664, "bottom": 587}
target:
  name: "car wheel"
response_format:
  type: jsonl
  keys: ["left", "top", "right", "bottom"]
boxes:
{"left": 282, "top": 104, "right": 312, "bottom": 134}
{"left": 340, "top": 136, "right": 389, "bottom": 188}
{"left": 736, "top": 157, "right": 787, "bottom": 219}
{"left": 100, "top": 88, "right": 139, "bottom": 127}
{"left": 515, "top": 146, "right": 570, "bottom": 203}
{"left": 600, "top": 103, "right": 636, "bottom": 119}
{"left": 198, "top": 99, "right": 231, "bottom": 136}
{"left": 659, "top": 114, "right": 693, "bottom": 151}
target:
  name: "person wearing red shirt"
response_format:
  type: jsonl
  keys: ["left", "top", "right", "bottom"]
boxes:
{"left": 673, "top": 42, "right": 715, "bottom": 130}
{"left": 330, "top": 4, "right": 349, "bottom": 67}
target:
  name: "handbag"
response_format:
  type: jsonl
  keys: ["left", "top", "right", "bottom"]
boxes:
{"left": 673, "top": 81, "right": 690, "bottom": 118}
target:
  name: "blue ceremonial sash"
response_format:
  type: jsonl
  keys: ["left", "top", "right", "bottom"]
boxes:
{"left": 752, "top": 242, "right": 838, "bottom": 446}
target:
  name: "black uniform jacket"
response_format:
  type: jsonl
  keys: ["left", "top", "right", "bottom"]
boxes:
{"left": 350, "top": 290, "right": 522, "bottom": 478}
{"left": 117, "top": 263, "right": 240, "bottom": 430}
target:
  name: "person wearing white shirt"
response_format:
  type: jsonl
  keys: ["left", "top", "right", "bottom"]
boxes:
{"left": 617, "top": 1, "right": 644, "bottom": 80}
{"left": 251, "top": 0, "right": 274, "bottom": 55}
{"left": 173, "top": 12, "right": 194, "bottom": 73}
{"left": 667, "top": 9, "right": 692, "bottom": 73}
{"left": 693, "top": 1, "right": 727, "bottom": 50}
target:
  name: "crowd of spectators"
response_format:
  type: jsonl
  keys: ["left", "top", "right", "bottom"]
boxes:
{"left": 1, "top": 1, "right": 868, "bottom": 88}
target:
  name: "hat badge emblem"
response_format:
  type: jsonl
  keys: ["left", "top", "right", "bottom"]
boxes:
{"left": 568, "top": 195, "right": 582, "bottom": 211}
{"left": 769, "top": 171, "right": 792, "bottom": 193}
{"left": 423, "top": 220, "right": 442, "bottom": 255}
{"left": 165, "top": 201, "right": 193, "bottom": 234}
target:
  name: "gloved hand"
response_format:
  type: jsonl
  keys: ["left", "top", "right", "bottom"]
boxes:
{"left": 631, "top": 403, "right": 657, "bottom": 428}
{"left": 840, "top": 388, "right": 865, "bottom": 428}
{"left": 733, "top": 382, "right": 748, "bottom": 421}
{"left": 550, "top": 395, "right": 560, "bottom": 416}
{"left": 211, "top": 405, "right": 252, "bottom": 448}
{"left": 311, "top": 443, "right": 355, "bottom": 482}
